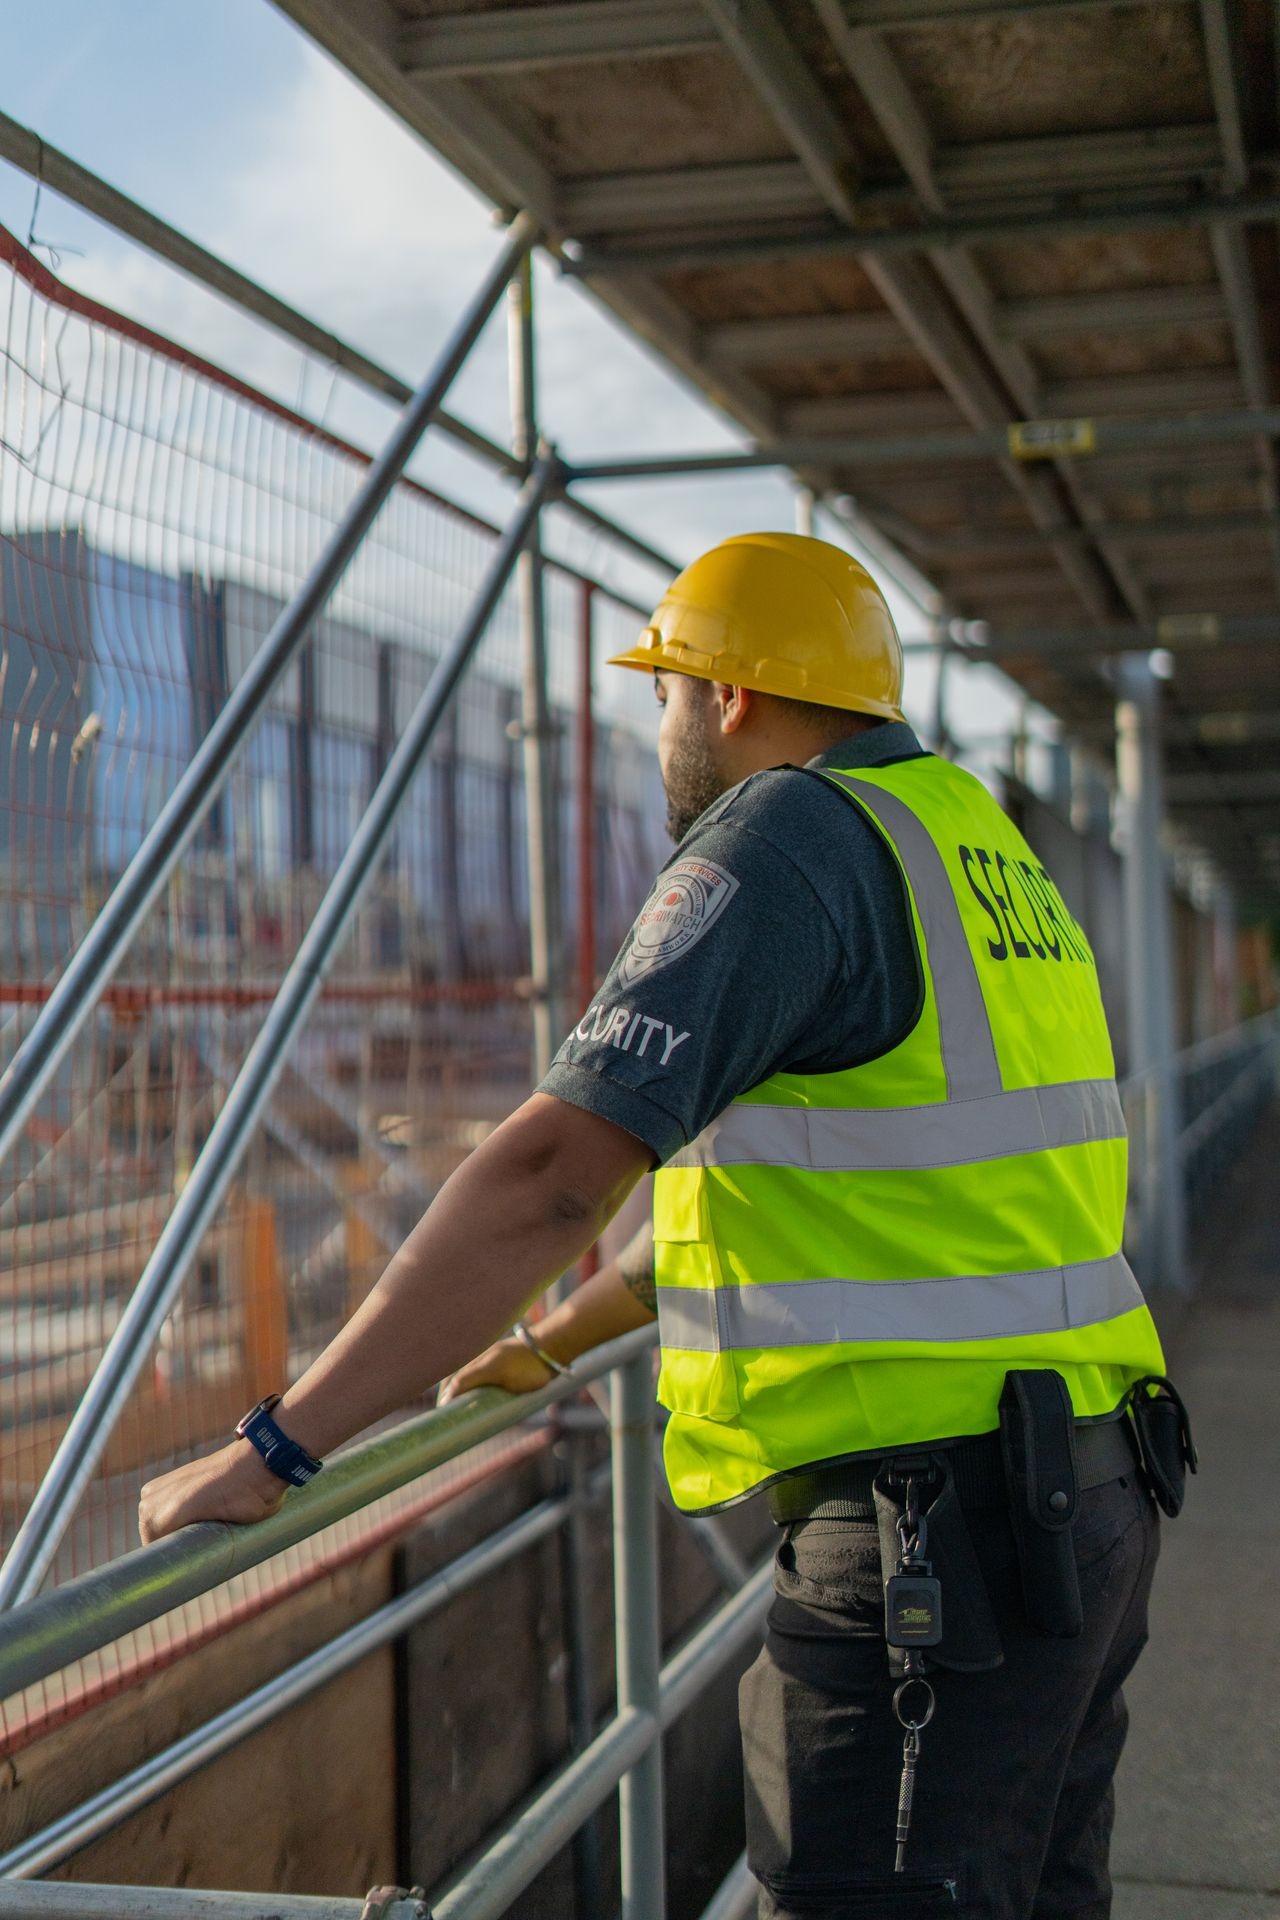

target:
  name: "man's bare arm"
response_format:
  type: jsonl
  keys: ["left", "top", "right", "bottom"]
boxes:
{"left": 616, "top": 1219, "right": 657, "bottom": 1316}
{"left": 438, "top": 1219, "right": 656, "bottom": 1403}
{"left": 138, "top": 1095, "right": 652, "bottom": 1541}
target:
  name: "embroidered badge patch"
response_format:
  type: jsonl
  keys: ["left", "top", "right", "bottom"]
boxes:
{"left": 618, "top": 858, "right": 739, "bottom": 986}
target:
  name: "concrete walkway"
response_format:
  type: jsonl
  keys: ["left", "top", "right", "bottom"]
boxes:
{"left": 1111, "top": 1105, "right": 1280, "bottom": 1920}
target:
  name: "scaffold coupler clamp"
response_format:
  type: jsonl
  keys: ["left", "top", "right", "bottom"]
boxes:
{"left": 360, "top": 1886, "right": 432, "bottom": 1920}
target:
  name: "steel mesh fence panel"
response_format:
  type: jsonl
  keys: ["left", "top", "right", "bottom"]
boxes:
{"left": 0, "top": 225, "right": 663, "bottom": 1746}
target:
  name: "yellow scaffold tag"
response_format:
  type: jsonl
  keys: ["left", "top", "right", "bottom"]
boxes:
{"left": 1007, "top": 418, "right": 1096, "bottom": 460}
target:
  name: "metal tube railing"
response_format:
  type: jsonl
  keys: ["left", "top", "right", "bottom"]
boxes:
{"left": 435, "top": 1708, "right": 657, "bottom": 1920}
{"left": 0, "top": 462, "right": 554, "bottom": 1612}
{"left": 0, "top": 1325, "right": 652, "bottom": 1698}
{"left": 0, "top": 1491, "right": 579, "bottom": 1877}
{"left": 1120, "top": 1009, "right": 1279, "bottom": 1279}
{"left": 0, "top": 1330, "right": 771, "bottom": 1919}
{"left": 1180, "top": 1041, "right": 1276, "bottom": 1157}
{"left": 508, "top": 260, "right": 560, "bottom": 1087}
{"left": 432, "top": 1595, "right": 774, "bottom": 1919}
{"left": 1172, "top": 1007, "right": 1280, "bottom": 1077}
{"left": 0, "top": 1890, "right": 419, "bottom": 1920}
{"left": 431, "top": 1377, "right": 774, "bottom": 1920}
{"left": 0, "top": 210, "right": 537, "bottom": 1185}
{"left": 656, "top": 1561, "right": 772, "bottom": 1732}
{"left": 697, "top": 1857, "right": 756, "bottom": 1920}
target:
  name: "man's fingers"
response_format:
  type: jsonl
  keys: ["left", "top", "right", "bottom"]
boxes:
{"left": 439, "top": 1361, "right": 484, "bottom": 1403}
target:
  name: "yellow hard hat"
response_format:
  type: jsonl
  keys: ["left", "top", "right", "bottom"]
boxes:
{"left": 608, "top": 531, "right": 905, "bottom": 722}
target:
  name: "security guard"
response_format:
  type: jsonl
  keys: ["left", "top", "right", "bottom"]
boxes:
{"left": 141, "top": 535, "right": 1187, "bottom": 1919}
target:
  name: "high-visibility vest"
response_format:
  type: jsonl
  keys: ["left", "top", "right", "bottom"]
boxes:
{"left": 653, "top": 754, "right": 1165, "bottom": 1514}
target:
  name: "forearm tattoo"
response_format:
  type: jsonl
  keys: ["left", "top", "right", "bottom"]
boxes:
{"left": 618, "top": 1221, "right": 657, "bottom": 1317}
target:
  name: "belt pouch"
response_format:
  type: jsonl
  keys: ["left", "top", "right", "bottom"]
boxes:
{"left": 872, "top": 1456, "right": 1004, "bottom": 1676}
{"left": 1128, "top": 1374, "right": 1198, "bottom": 1518}
{"left": 998, "top": 1370, "right": 1083, "bottom": 1638}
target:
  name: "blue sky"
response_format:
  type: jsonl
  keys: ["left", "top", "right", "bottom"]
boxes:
{"left": 0, "top": 0, "right": 1042, "bottom": 760}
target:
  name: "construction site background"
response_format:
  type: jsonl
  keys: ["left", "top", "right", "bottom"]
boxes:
{"left": 0, "top": 204, "right": 1277, "bottom": 1920}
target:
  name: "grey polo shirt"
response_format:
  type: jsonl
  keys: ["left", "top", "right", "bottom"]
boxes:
{"left": 539, "top": 720, "right": 927, "bottom": 1163}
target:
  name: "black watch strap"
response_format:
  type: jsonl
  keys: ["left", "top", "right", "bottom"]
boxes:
{"left": 236, "top": 1394, "right": 324, "bottom": 1487}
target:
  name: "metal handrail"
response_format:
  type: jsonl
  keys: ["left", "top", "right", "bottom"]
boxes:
{"left": 0, "top": 1334, "right": 769, "bottom": 1920}
{"left": 1118, "top": 1008, "right": 1279, "bottom": 1106}
{"left": 1171, "top": 1007, "right": 1279, "bottom": 1077}
{"left": 0, "top": 1324, "right": 653, "bottom": 1700}
{"left": 1119, "top": 1010, "right": 1278, "bottom": 1283}
{"left": 1179, "top": 1048, "right": 1275, "bottom": 1160}
{"left": 0, "top": 1890, "right": 408, "bottom": 1920}
{"left": 0, "top": 1489, "right": 581, "bottom": 1877}
{"left": 0, "top": 461, "right": 553, "bottom": 1612}
{"left": 697, "top": 1857, "right": 757, "bottom": 1920}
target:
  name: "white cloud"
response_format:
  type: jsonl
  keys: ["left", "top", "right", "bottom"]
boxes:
{"left": 212, "top": 51, "right": 497, "bottom": 357}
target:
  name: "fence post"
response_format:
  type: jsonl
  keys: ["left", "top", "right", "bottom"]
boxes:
{"left": 612, "top": 1352, "right": 666, "bottom": 1920}
{"left": 509, "top": 256, "right": 560, "bottom": 1088}
{"left": 1115, "top": 653, "right": 1187, "bottom": 1292}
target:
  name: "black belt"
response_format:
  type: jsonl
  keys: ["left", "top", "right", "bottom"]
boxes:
{"left": 767, "top": 1414, "right": 1140, "bottom": 1524}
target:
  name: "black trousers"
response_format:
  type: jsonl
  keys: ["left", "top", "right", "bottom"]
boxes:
{"left": 739, "top": 1471, "right": 1159, "bottom": 1918}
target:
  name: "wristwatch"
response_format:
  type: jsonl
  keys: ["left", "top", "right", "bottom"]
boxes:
{"left": 235, "top": 1394, "right": 324, "bottom": 1487}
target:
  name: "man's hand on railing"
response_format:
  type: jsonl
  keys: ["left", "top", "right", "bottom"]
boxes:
{"left": 138, "top": 1440, "right": 287, "bottom": 1544}
{"left": 438, "top": 1336, "right": 560, "bottom": 1404}
{"left": 439, "top": 1222, "right": 657, "bottom": 1406}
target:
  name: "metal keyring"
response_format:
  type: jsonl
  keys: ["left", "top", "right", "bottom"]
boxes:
{"left": 893, "top": 1676, "right": 937, "bottom": 1732}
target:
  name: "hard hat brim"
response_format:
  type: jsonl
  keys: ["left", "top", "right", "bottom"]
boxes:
{"left": 606, "top": 646, "right": 906, "bottom": 725}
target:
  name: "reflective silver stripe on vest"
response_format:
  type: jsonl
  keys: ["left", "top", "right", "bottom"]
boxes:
{"left": 655, "top": 1251, "right": 1143, "bottom": 1351}
{"left": 669, "top": 1077, "right": 1125, "bottom": 1173}
{"left": 824, "top": 773, "right": 1001, "bottom": 1102}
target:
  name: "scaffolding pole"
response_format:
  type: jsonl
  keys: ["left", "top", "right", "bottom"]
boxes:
{"left": 794, "top": 487, "right": 816, "bottom": 537}
{"left": 613, "top": 1353, "right": 667, "bottom": 1920}
{"left": 509, "top": 257, "right": 561, "bottom": 1082}
{"left": 1115, "top": 654, "right": 1188, "bottom": 1292}
{"left": 565, "top": 406, "right": 1280, "bottom": 481}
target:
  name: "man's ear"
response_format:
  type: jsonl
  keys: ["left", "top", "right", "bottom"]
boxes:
{"left": 711, "top": 682, "right": 752, "bottom": 735}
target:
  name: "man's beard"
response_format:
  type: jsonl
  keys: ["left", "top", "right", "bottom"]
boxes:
{"left": 663, "top": 725, "right": 727, "bottom": 842}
